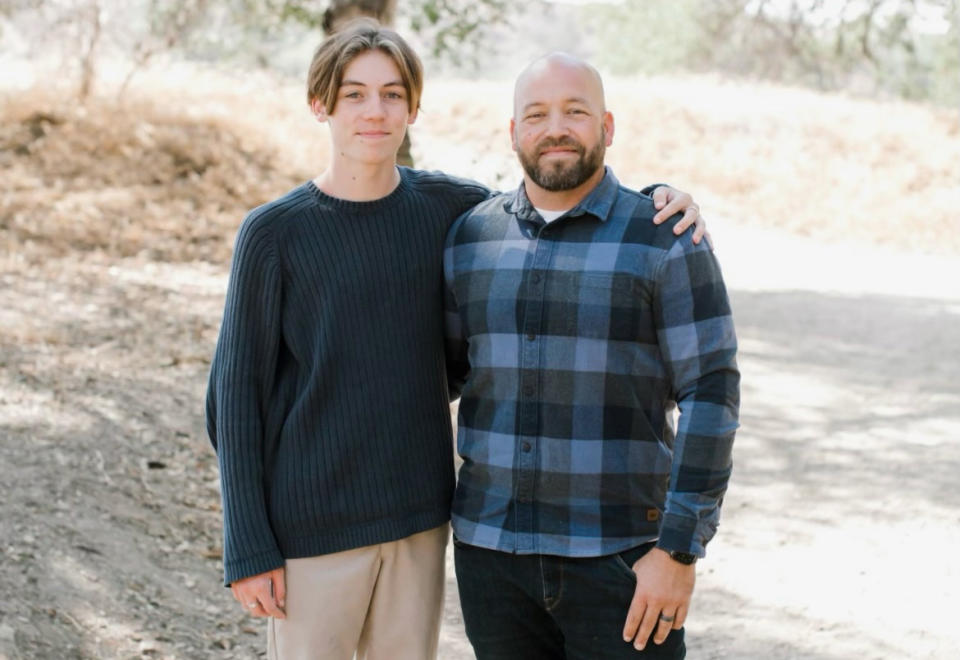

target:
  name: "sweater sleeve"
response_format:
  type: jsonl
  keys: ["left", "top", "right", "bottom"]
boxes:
{"left": 652, "top": 232, "right": 740, "bottom": 557}
{"left": 639, "top": 183, "right": 669, "bottom": 197}
{"left": 205, "top": 211, "right": 286, "bottom": 585}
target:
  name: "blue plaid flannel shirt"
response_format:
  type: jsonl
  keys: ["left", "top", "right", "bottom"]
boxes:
{"left": 443, "top": 168, "right": 740, "bottom": 558}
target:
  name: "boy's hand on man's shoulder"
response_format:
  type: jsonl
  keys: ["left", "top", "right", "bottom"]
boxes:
{"left": 651, "top": 186, "right": 713, "bottom": 250}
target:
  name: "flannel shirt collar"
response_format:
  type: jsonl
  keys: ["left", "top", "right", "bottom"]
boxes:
{"left": 504, "top": 166, "right": 620, "bottom": 225}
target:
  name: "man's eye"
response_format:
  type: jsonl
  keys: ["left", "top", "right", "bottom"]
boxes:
{"left": 526, "top": 113, "right": 544, "bottom": 120}
{"left": 385, "top": 91, "right": 405, "bottom": 100}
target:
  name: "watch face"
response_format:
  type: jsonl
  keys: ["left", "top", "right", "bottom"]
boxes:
{"left": 670, "top": 551, "right": 697, "bottom": 565}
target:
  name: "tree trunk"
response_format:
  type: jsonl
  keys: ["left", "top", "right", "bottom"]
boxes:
{"left": 78, "top": 1, "right": 102, "bottom": 101}
{"left": 322, "top": 0, "right": 398, "bottom": 33}
{"left": 322, "top": 0, "right": 412, "bottom": 167}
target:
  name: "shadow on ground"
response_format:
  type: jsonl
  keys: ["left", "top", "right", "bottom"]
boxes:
{"left": 682, "top": 288, "right": 960, "bottom": 659}
{"left": 2, "top": 265, "right": 958, "bottom": 659}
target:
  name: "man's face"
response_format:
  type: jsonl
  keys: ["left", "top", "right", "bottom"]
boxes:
{"left": 311, "top": 49, "right": 417, "bottom": 166}
{"left": 511, "top": 60, "right": 613, "bottom": 193}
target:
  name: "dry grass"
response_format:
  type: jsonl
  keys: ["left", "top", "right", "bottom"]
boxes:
{"left": 415, "top": 76, "right": 960, "bottom": 257}
{"left": 604, "top": 76, "right": 960, "bottom": 256}
{"left": 2, "top": 71, "right": 957, "bottom": 264}
{"left": 0, "top": 79, "right": 325, "bottom": 265}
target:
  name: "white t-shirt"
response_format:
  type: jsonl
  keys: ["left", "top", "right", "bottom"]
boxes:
{"left": 535, "top": 207, "right": 571, "bottom": 224}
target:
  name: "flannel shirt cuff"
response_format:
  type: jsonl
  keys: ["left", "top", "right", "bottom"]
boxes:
{"left": 656, "top": 512, "right": 706, "bottom": 558}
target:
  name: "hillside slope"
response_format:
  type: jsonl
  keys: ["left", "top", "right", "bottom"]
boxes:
{"left": 2, "top": 75, "right": 958, "bottom": 263}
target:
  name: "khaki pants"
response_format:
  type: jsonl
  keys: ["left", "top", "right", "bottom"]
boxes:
{"left": 267, "top": 524, "right": 449, "bottom": 660}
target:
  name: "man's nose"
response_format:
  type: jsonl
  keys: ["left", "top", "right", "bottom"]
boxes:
{"left": 544, "top": 111, "right": 570, "bottom": 137}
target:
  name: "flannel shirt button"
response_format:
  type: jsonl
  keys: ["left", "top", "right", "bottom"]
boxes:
{"left": 523, "top": 385, "right": 534, "bottom": 396}
{"left": 521, "top": 442, "right": 531, "bottom": 452}
{"left": 526, "top": 333, "right": 535, "bottom": 341}
{"left": 531, "top": 272, "right": 542, "bottom": 283}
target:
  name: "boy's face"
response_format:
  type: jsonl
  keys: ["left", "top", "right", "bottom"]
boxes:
{"left": 312, "top": 49, "right": 417, "bottom": 167}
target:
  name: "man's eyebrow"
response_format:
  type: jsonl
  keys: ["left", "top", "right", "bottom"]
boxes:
{"left": 521, "top": 97, "right": 591, "bottom": 112}
{"left": 340, "top": 79, "right": 405, "bottom": 88}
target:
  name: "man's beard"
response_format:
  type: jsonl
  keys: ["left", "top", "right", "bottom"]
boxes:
{"left": 518, "top": 131, "right": 605, "bottom": 192}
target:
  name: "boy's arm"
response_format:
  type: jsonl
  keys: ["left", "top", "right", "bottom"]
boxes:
{"left": 642, "top": 185, "right": 711, "bottom": 248}
{"left": 206, "top": 213, "right": 286, "bottom": 586}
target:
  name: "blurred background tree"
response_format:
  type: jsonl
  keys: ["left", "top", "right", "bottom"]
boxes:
{"left": 0, "top": 0, "right": 955, "bottom": 106}
{"left": 583, "top": 0, "right": 958, "bottom": 105}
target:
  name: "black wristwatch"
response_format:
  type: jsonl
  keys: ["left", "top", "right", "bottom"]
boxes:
{"left": 668, "top": 551, "right": 698, "bottom": 565}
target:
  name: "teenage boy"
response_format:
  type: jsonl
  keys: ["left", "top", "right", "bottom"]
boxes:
{"left": 206, "top": 21, "right": 705, "bottom": 660}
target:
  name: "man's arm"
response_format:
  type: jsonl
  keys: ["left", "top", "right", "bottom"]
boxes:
{"left": 623, "top": 230, "right": 740, "bottom": 650}
{"left": 442, "top": 213, "right": 471, "bottom": 401}
{"left": 206, "top": 211, "right": 287, "bottom": 602}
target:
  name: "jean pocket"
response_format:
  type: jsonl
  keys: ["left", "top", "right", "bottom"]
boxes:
{"left": 611, "top": 542, "right": 656, "bottom": 580}
{"left": 611, "top": 552, "right": 637, "bottom": 581}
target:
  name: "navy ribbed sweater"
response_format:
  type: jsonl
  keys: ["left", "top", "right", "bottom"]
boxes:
{"left": 206, "top": 168, "right": 491, "bottom": 585}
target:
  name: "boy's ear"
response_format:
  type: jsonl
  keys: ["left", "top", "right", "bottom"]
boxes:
{"left": 310, "top": 98, "right": 328, "bottom": 122}
{"left": 407, "top": 107, "right": 418, "bottom": 125}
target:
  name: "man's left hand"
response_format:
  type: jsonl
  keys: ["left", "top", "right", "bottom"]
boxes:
{"left": 651, "top": 186, "right": 713, "bottom": 249}
{"left": 622, "top": 547, "right": 695, "bottom": 651}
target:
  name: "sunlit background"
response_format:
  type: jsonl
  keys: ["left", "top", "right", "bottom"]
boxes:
{"left": 1, "top": 1, "right": 959, "bottom": 658}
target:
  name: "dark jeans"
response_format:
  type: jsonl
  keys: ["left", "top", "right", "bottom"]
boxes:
{"left": 453, "top": 538, "right": 685, "bottom": 660}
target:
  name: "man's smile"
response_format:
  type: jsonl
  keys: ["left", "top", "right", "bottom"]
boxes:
{"left": 540, "top": 147, "right": 578, "bottom": 156}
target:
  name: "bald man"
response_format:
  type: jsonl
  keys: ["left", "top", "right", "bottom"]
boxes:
{"left": 443, "top": 54, "right": 740, "bottom": 659}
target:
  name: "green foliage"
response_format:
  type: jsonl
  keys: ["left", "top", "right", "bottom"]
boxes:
{"left": 582, "top": 0, "right": 958, "bottom": 106}
{"left": 3, "top": 0, "right": 955, "bottom": 106}
{"left": 403, "top": 0, "right": 510, "bottom": 65}
{"left": 581, "top": 0, "right": 707, "bottom": 75}
{"left": 278, "top": 1, "right": 326, "bottom": 28}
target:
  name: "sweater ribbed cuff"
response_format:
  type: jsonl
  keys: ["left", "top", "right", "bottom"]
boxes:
{"left": 223, "top": 547, "right": 286, "bottom": 587}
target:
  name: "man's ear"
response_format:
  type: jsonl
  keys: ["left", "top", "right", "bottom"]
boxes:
{"left": 509, "top": 118, "right": 518, "bottom": 152}
{"left": 407, "top": 107, "right": 419, "bottom": 125}
{"left": 310, "top": 98, "right": 328, "bottom": 123}
{"left": 603, "top": 111, "right": 614, "bottom": 147}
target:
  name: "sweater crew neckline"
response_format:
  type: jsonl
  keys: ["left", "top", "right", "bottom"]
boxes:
{"left": 305, "top": 168, "right": 410, "bottom": 214}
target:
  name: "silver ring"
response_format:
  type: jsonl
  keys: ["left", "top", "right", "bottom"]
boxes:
{"left": 247, "top": 602, "right": 258, "bottom": 609}
{"left": 659, "top": 614, "right": 675, "bottom": 623}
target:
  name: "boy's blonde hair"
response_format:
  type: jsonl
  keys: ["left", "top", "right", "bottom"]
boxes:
{"left": 306, "top": 18, "right": 423, "bottom": 115}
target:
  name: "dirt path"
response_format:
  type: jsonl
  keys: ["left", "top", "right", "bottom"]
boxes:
{"left": 673, "top": 225, "right": 960, "bottom": 658}
{"left": 1, "top": 223, "right": 958, "bottom": 659}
